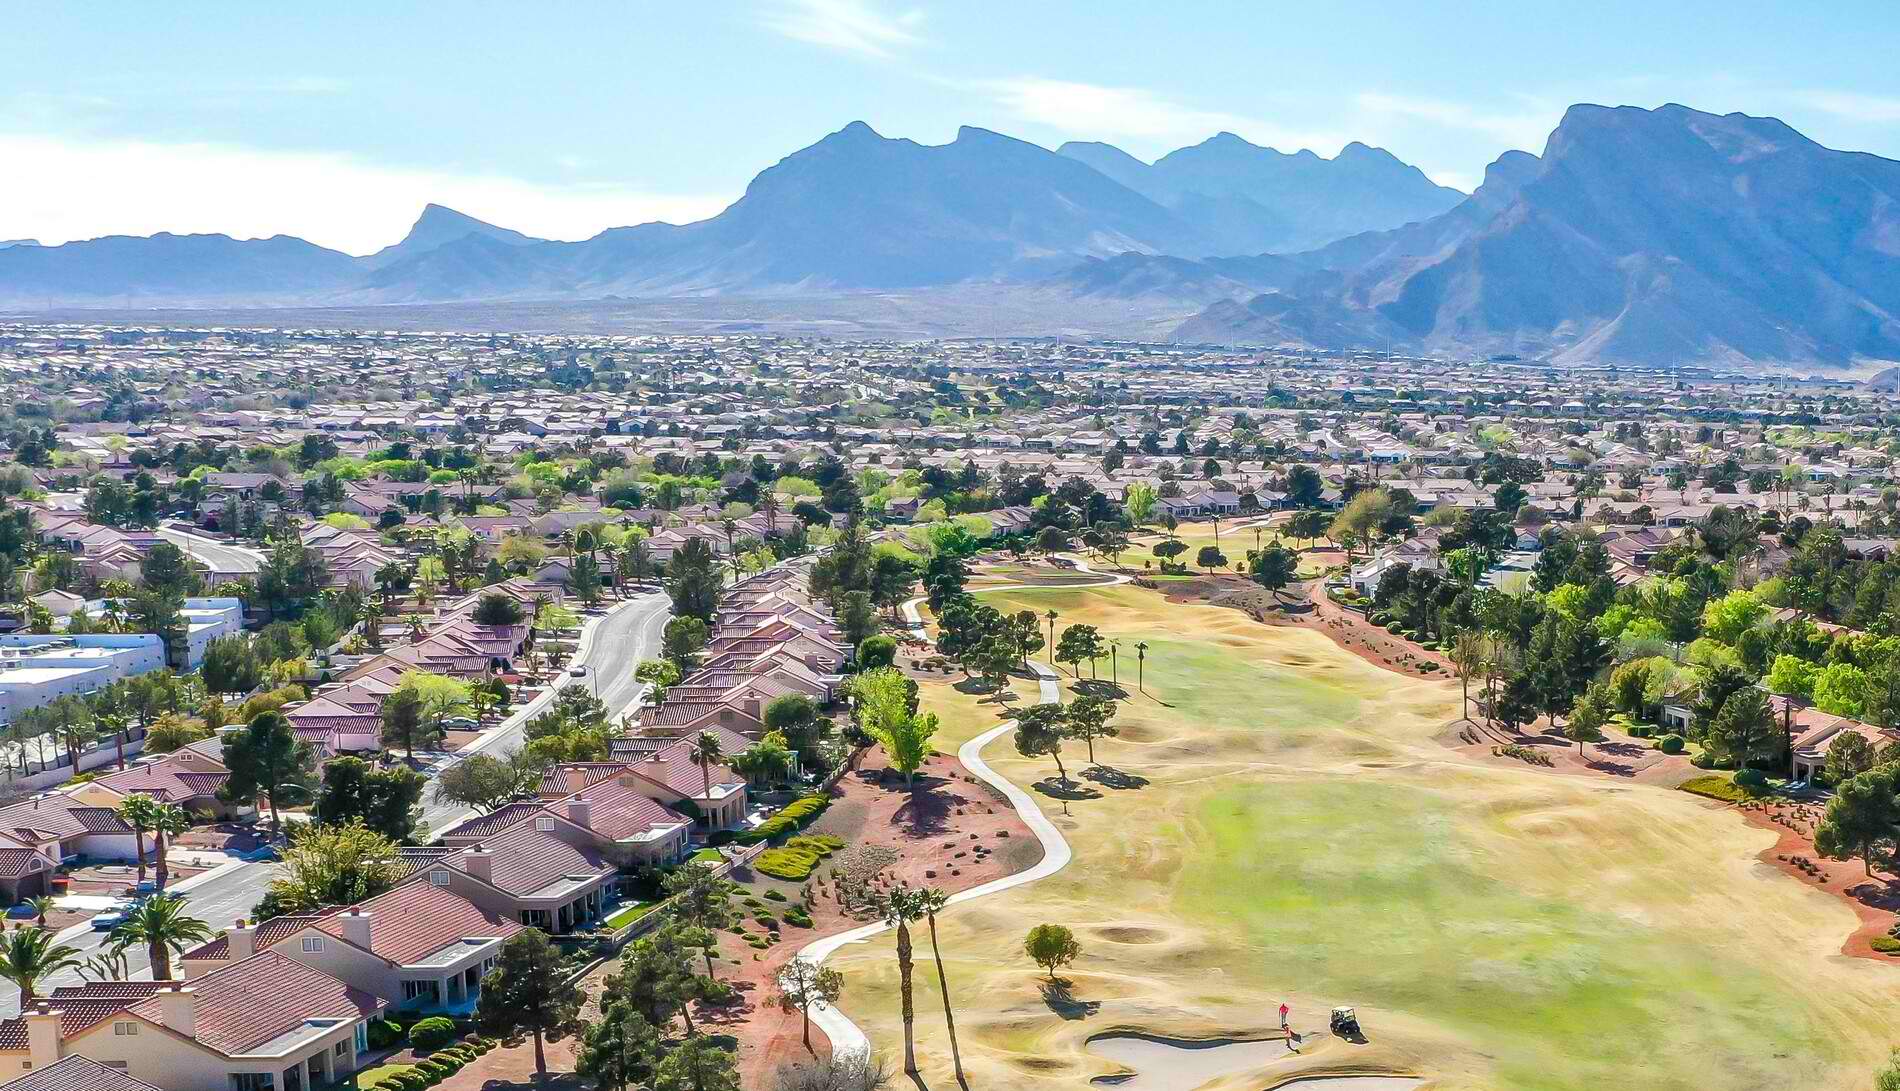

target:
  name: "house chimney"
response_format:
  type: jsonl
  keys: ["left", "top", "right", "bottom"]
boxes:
{"left": 341, "top": 910, "right": 372, "bottom": 949}
{"left": 464, "top": 844, "right": 493, "bottom": 882}
{"left": 25, "top": 1009, "right": 62, "bottom": 1069}
{"left": 564, "top": 766, "right": 588, "bottom": 795}
{"left": 158, "top": 986, "right": 196, "bottom": 1038}
{"left": 566, "top": 796, "right": 593, "bottom": 829}
{"left": 228, "top": 918, "right": 255, "bottom": 961}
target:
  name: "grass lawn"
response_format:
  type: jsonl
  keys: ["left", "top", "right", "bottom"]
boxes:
{"left": 604, "top": 900, "right": 658, "bottom": 928}
{"left": 833, "top": 582, "right": 1900, "bottom": 1091}
{"left": 690, "top": 847, "right": 724, "bottom": 865}
{"left": 336, "top": 1065, "right": 413, "bottom": 1091}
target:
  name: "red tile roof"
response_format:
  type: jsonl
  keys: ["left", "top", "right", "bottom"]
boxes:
{"left": 127, "top": 951, "right": 382, "bottom": 1056}
{"left": 2, "top": 1054, "right": 164, "bottom": 1091}
{"left": 314, "top": 881, "right": 521, "bottom": 965}
{"left": 181, "top": 913, "right": 331, "bottom": 962}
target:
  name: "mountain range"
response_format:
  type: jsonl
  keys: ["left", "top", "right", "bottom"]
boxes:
{"left": 3, "top": 104, "right": 1898, "bottom": 368}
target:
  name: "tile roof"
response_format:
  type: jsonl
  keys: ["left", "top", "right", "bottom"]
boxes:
{"left": 127, "top": 951, "right": 382, "bottom": 1056}
{"left": 180, "top": 914, "right": 333, "bottom": 962}
{"left": 1, "top": 1054, "right": 163, "bottom": 1091}
{"left": 0, "top": 985, "right": 164, "bottom": 1049}
{"left": 407, "top": 820, "right": 612, "bottom": 896}
{"left": 314, "top": 881, "right": 521, "bottom": 965}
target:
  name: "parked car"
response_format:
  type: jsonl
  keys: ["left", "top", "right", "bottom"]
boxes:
{"left": 240, "top": 844, "right": 281, "bottom": 863}
{"left": 440, "top": 716, "right": 479, "bottom": 730}
{"left": 90, "top": 907, "right": 130, "bottom": 931}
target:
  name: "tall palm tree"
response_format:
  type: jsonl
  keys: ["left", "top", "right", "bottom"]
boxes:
{"left": 25, "top": 896, "right": 55, "bottom": 929}
{"left": 0, "top": 926, "right": 82, "bottom": 1005}
{"left": 882, "top": 888, "right": 927, "bottom": 1076}
{"left": 687, "top": 732, "right": 724, "bottom": 828}
{"left": 917, "top": 887, "right": 966, "bottom": 1086}
{"left": 117, "top": 795, "right": 161, "bottom": 885}
{"left": 111, "top": 894, "right": 213, "bottom": 982}
{"left": 148, "top": 802, "right": 192, "bottom": 891}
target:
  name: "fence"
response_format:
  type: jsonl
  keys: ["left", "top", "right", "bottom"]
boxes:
{"left": 0, "top": 731, "right": 150, "bottom": 796}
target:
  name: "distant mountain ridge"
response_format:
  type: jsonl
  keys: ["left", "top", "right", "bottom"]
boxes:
{"left": 1059, "top": 133, "right": 1464, "bottom": 253}
{"left": 1172, "top": 103, "right": 1900, "bottom": 367}
{"left": 0, "top": 120, "right": 1453, "bottom": 307}
{"left": 5, "top": 104, "right": 1899, "bottom": 369}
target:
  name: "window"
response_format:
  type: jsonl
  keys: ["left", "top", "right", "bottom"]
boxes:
{"left": 335, "top": 1041, "right": 348, "bottom": 1058}
{"left": 535, "top": 817, "right": 555, "bottom": 831}
{"left": 114, "top": 1021, "right": 138, "bottom": 1036}
{"left": 430, "top": 870, "right": 451, "bottom": 887}
{"left": 104, "top": 1063, "right": 128, "bottom": 1071}
{"left": 231, "top": 1075, "right": 275, "bottom": 1091}
{"left": 354, "top": 1023, "right": 368, "bottom": 1055}
{"left": 302, "top": 937, "right": 325, "bottom": 953}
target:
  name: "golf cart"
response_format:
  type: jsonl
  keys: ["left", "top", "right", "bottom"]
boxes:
{"left": 1330, "top": 1006, "right": 1362, "bottom": 1040}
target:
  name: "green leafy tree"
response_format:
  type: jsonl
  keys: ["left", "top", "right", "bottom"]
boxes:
{"left": 477, "top": 929, "right": 586, "bottom": 1081}
{"left": 662, "top": 864, "right": 738, "bottom": 980}
{"left": 1023, "top": 923, "right": 1082, "bottom": 981}
{"left": 634, "top": 658, "right": 682, "bottom": 704}
{"left": 1824, "top": 732, "right": 1877, "bottom": 787}
{"left": 1564, "top": 684, "right": 1611, "bottom": 756}
{"left": 662, "top": 616, "right": 710, "bottom": 673}
{"left": 577, "top": 1004, "right": 661, "bottom": 1091}
{"left": 1014, "top": 703, "right": 1071, "bottom": 783}
{"left": 315, "top": 756, "right": 426, "bottom": 842}
{"left": 1815, "top": 764, "right": 1900, "bottom": 876}
{"left": 1248, "top": 543, "right": 1299, "bottom": 599}
{"left": 666, "top": 537, "right": 723, "bottom": 623}
{"left": 431, "top": 752, "right": 536, "bottom": 814}
{"left": 1708, "top": 687, "right": 1777, "bottom": 769}
{"left": 1054, "top": 624, "right": 1104, "bottom": 679}
{"left": 653, "top": 1037, "right": 740, "bottom": 1091}
{"left": 1065, "top": 693, "right": 1119, "bottom": 765}
{"left": 259, "top": 820, "right": 404, "bottom": 917}
{"left": 219, "top": 710, "right": 316, "bottom": 838}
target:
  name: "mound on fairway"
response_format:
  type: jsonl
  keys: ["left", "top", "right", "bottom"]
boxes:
{"left": 829, "top": 584, "right": 1900, "bottom": 1091}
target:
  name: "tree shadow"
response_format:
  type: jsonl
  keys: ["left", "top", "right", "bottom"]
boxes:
{"left": 1074, "top": 679, "right": 1129, "bottom": 700}
{"left": 1039, "top": 977, "right": 1100, "bottom": 1020}
{"left": 1583, "top": 756, "right": 1637, "bottom": 778}
{"left": 1081, "top": 765, "right": 1149, "bottom": 791}
{"left": 1032, "top": 778, "right": 1103, "bottom": 801}
{"left": 887, "top": 780, "right": 961, "bottom": 838}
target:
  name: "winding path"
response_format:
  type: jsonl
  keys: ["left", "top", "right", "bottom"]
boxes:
{"left": 796, "top": 559, "right": 1129, "bottom": 1059}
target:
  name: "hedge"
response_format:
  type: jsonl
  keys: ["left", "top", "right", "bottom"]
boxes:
{"left": 1871, "top": 936, "right": 1900, "bottom": 954}
{"left": 367, "top": 1018, "right": 404, "bottom": 1050}
{"left": 409, "top": 1017, "right": 457, "bottom": 1051}
{"left": 735, "top": 794, "right": 830, "bottom": 845}
{"left": 1655, "top": 734, "right": 1685, "bottom": 754}
{"left": 1678, "top": 775, "right": 1754, "bottom": 804}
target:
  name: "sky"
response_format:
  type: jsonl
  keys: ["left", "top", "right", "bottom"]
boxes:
{"left": 5, "top": 1, "right": 1899, "bottom": 255}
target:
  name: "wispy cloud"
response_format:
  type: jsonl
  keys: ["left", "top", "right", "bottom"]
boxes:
{"left": 0, "top": 134, "right": 732, "bottom": 254}
{"left": 984, "top": 77, "right": 1350, "bottom": 156}
{"left": 1791, "top": 89, "right": 1900, "bottom": 124}
{"left": 764, "top": 0, "right": 923, "bottom": 60}
{"left": 1354, "top": 92, "right": 1558, "bottom": 152}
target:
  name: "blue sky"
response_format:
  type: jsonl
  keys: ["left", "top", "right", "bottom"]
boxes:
{"left": 5, "top": 1, "right": 1899, "bottom": 253}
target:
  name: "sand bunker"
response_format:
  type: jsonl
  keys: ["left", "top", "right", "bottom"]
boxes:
{"left": 1086, "top": 1033, "right": 1290, "bottom": 1090}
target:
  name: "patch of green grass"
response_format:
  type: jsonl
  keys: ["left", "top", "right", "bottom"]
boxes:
{"left": 604, "top": 900, "right": 657, "bottom": 928}
{"left": 691, "top": 847, "right": 724, "bottom": 864}
{"left": 339, "top": 1065, "right": 414, "bottom": 1091}
{"left": 1179, "top": 779, "right": 1837, "bottom": 1091}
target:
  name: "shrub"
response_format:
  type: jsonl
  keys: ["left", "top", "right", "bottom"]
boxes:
{"left": 1734, "top": 767, "right": 1769, "bottom": 790}
{"left": 1873, "top": 936, "right": 1900, "bottom": 954}
{"left": 1385, "top": 621, "right": 1405, "bottom": 633}
{"left": 1679, "top": 774, "right": 1754, "bottom": 803}
{"left": 764, "top": 889, "right": 787, "bottom": 902}
{"left": 756, "top": 846, "right": 822, "bottom": 880}
{"left": 1690, "top": 751, "right": 1716, "bottom": 769}
{"left": 735, "top": 794, "right": 831, "bottom": 845}
{"left": 408, "top": 1016, "right": 457, "bottom": 1051}
{"left": 1655, "top": 733, "right": 1684, "bottom": 754}
{"left": 1627, "top": 723, "right": 1654, "bottom": 738}
{"left": 783, "top": 905, "right": 814, "bottom": 928}
{"left": 367, "top": 1018, "right": 404, "bottom": 1050}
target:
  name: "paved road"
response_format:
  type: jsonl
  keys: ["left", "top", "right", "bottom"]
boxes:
{"left": 156, "top": 527, "right": 265, "bottom": 577}
{"left": 0, "top": 859, "right": 282, "bottom": 1019}
{"left": 417, "top": 591, "right": 672, "bottom": 833}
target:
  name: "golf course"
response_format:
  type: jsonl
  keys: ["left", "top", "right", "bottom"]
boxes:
{"left": 825, "top": 579, "right": 1900, "bottom": 1090}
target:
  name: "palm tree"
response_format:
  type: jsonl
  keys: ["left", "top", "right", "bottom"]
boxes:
{"left": 687, "top": 732, "right": 724, "bottom": 828}
{"left": 110, "top": 894, "right": 213, "bottom": 982}
{"left": 149, "top": 802, "right": 192, "bottom": 891}
{"left": 117, "top": 795, "right": 161, "bottom": 885}
{"left": 1044, "top": 610, "right": 1059, "bottom": 666}
{"left": 917, "top": 887, "right": 966, "bottom": 1087}
{"left": 25, "top": 896, "right": 55, "bottom": 929}
{"left": 882, "top": 888, "right": 928, "bottom": 1076}
{"left": 0, "top": 926, "right": 82, "bottom": 1005}
{"left": 1134, "top": 641, "right": 1149, "bottom": 695}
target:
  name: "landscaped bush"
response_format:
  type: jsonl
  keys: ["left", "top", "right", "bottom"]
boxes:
{"left": 408, "top": 1017, "right": 458, "bottom": 1051}
{"left": 735, "top": 793, "right": 831, "bottom": 845}
{"left": 1679, "top": 774, "right": 1755, "bottom": 803}
{"left": 1626, "top": 723, "right": 1654, "bottom": 738}
{"left": 1655, "top": 733, "right": 1684, "bottom": 754}
{"left": 763, "top": 889, "right": 787, "bottom": 902}
{"left": 1734, "top": 767, "right": 1769, "bottom": 790}
{"left": 1385, "top": 621, "right": 1405, "bottom": 633}
{"left": 1873, "top": 936, "right": 1900, "bottom": 954}
{"left": 367, "top": 1018, "right": 404, "bottom": 1050}
{"left": 1690, "top": 751, "right": 1716, "bottom": 769}
{"left": 783, "top": 905, "right": 813, "bottom": 927}
{"left": 756, "top": 846, "right": 822, "bottom": 880}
